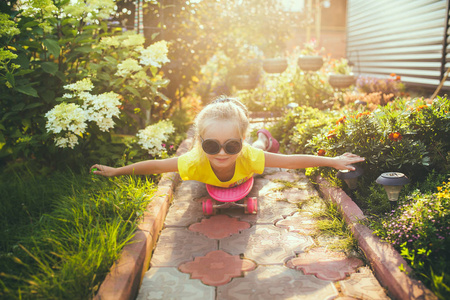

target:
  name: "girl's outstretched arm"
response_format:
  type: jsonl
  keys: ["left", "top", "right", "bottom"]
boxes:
{"left": 90, "top": 157, "right": 179, "bottom": 177}
{"left": 264, "top": 152, "right": 364, "bottom": 171}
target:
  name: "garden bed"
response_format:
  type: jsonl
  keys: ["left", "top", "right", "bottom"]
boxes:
{"left": 316, "top": 176, "right": 437, "bottom": 300}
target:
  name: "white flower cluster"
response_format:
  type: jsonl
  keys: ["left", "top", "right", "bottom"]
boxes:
{"left": 98, "top": 33, "right": 145, "bottom": 50}
{"left": 46, "top": 78, "right": 122, "bottom": 148}
{"left": 136, "top": 120, "right": 174, "bottom": 156}
{"left": 81, "top": 91, "right": 121, "bottom": 132}
{"left": 45, "top": 102, "right": 87, "bottom": 148}
{"left": 115, "top": 58, "right": 143, "bottom": 77}
{"left": 64, "top": 77, "right": 94, "bottom": 92}
{"left": 139, "top": 40, "right": 170, "bottom": 68}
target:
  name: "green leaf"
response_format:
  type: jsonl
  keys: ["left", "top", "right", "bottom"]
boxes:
{"left": 103, "top": 56, "right": 117, "bottom": 64}
{"left": 13, "top": 53, "right": 30, "bottom": 69}
{"left": 41, "top": 62, "right": 58, "bottom": 75}
{"left": 12, "top": 103, "right": 26, "bottom": 111}
{"left": 43, "top": 39, "right": 60, "bottom": 58}
{"left": 15, "top": 85, "right": 39, "bottom": 98}
{"left": 23, "top": 20, "right": 40, "bottom": 28}
{"left": 125, "top": 86, "right": 141, "bottom": 98}
{"left": 75, "top": 46, "right": 94, "bottom": 53}
{"left": 6, "top": 72, "right": 15, "bottom": 87}
{"left": 24, "top": 103, "right": 44, "bottom": 110}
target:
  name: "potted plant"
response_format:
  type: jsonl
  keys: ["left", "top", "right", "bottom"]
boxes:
{"left": 262, "top": 57, "right": 288, "bottom": 74}
{"left": 297, "top": 40, "right": 324, "bottom": 72}
{"left": 328, "top": 58, "right": 355, "bottom": 89}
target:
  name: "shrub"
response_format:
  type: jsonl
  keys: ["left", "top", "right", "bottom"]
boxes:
{"left": 269, "top": 106, "right": 339, "bottom": 154}
{"left": 1, "top": 1, "right": 172, "bottom": 170}
{"left": 371, "top": 180, "right": 450, "bottom": 299}
{"left": 307, "top": 97, "right": 449, "bottom": 184}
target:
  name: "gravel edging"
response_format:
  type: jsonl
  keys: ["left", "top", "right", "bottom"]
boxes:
{"left": 316, "top": 176, "right": 438, "bottom": 300}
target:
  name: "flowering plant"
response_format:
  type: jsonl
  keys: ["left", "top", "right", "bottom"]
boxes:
{"left": 300, "top": 39, "right": 324, "bottom": 56}
{"left": 1, "top": 0, "right": 172, "bottom": 166}
{"left": 328, "top": 58, "right": 353, "bottom": 75}
{"left": 136, "top": 120, "right": 175, "bottom": 156}
{"left": 371, "top": 180, "right": 450, "bottom": 298}
{"left": 356, "top": 74, "right": 405, "bottom": 104}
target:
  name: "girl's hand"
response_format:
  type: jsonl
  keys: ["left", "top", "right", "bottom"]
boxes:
{"left": 332, "top": 152, "right": 365, "bottom": 171}
{"left": 90, "top": 164, "right": 117, "bottom": 177}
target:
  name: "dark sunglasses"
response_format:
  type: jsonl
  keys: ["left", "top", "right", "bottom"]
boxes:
{"left": 200, "top": 137, "right": 242, "bottom": 155}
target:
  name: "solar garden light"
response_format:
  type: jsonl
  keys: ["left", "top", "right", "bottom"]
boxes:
{"left": 336, "top": 164, "right": 364, "bottom": 190}
{"left": 376, "top": 172, "right": 410, "bottom": 208}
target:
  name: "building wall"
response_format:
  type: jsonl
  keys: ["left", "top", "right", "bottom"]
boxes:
{"left": 347, "top": 0, "right": 449, "bottom": 91}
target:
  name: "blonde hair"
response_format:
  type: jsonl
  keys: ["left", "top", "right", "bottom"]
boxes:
{"left": 193, "top": 96, "right": 249, "bottom": 145}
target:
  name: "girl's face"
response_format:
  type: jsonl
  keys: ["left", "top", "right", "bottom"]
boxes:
{"left": 201, "top": 119, "right": 243, "bottom": 171}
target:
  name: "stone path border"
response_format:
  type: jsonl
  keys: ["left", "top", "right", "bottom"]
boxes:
{"left": 316, "top": 176, "right": 437, "bottom": 300}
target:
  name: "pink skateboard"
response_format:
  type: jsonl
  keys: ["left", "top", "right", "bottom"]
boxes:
{"left": 202, "top": 177, "right": 258, "bottom": 215}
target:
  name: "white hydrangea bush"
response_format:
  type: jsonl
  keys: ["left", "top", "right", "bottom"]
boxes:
{"left": 45, "top": 102, "right": 88, "bottom": 149}
{"left": 45, "top": 78, "right": 121, "bottom": 148}
{"left": 45, "top": 38, "right": 171, "bottom": 150}
{"left": 136, "top": 120, "right": 174, "bottom": 156}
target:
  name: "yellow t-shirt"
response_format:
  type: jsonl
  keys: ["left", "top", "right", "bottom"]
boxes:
{"left": 177, "top": 143, "right": 265, "bottom": 188}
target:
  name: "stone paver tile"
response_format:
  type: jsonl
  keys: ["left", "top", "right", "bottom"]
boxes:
{"left": 275, "top": 211, "right": 319, "bottom": 235}
{"left": 220, "top": 225, "right": 314, "bottom": 265}
{"left": 188, "top": 215, "right": 251, "bottom": 239}
{"left": 217, "top": 265, "right": 338, "bottom": 300}
{"left": 164, "top": 198, "right": 204, "bottom": 227}
{"left": 262, "top": 167, "right": 283, "bottom": 175}
{"left": 227, "top": 196, "right": 297, "bottom": 225}
{"left": 287, "top": 248, "right": 364, "bottom": 281}
{"left": 173, "top": 180, "right": 208, "bottom": 202}
{"left": 340, "top": 266, "right": 390, "bottom": 300}
{"left": 317, "top": 235, "right": 345, "bottom": 248}
{"left": 263, "top": 170, "right": 304, "bottom": 182}
{"left": 257, "top": 180, "right": 286, "bottom": 197}
{"left": 150, "top": 228, "right": 217, "bottom": 267}
{"left": 179, "top": 250, "right": 256, "bottom": 286}
{"left": 247, "top": 177, "right": 270, "bottom": 197}
{"left": 137, "top": 267, "right": 215, "bottom": 300}
{"left": 282, "top": 187, "right": 319, "bottom": 204}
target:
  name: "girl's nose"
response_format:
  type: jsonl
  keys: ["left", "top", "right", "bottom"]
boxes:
{"left": 218, "top": 147, "right": 227, "bottom": 155}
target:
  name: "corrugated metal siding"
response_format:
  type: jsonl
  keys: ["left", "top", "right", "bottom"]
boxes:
{"left": 347, "top": 0, "right": 450, "bottom": 90}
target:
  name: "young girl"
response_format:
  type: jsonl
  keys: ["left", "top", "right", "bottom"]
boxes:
{"left": 90, "top": 96, "right": 364, "bottom": 187}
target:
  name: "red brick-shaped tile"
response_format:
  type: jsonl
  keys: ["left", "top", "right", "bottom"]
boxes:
{"left": 287, "top": 248, "right": 363, "bottom": 281}
{"left": 188, "top": 215, "right": 250, "bottom": 239}
{"left": 179, "top": 250, "right": 256, "bottom": 286}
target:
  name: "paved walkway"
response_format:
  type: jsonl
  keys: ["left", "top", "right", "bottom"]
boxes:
{"left": 135, "top": 165, "right": 391, "bottom": 299}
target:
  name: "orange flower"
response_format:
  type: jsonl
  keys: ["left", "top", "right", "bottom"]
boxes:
{"left": 336, "top": 116, "right": 346, "bottom": 125}
{"left": 356, "top": 111, "right": 371, "bottom": 118}
{"left": 317, "top": 149, "right": 326, "bottom": 156}
{"left": 390, "top": 73, "right": 396, "bottom": 77}
{"left": 327, "top": 129, "right": 337, "bottom": 139}
{"left": 416, "top": 105, "right": 428, "bottom": 111}
{"left": 396, "top": 75, "right": 401, "bottom": 81}
{"left": 388, "top": 132, "right": 403, "bottom": 142}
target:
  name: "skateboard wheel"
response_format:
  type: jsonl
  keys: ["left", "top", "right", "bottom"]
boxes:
{"left": 202, "top": 198, "right": 215, "bottom": 215}
{"left": 244, "top": 197, "right": 257, "bottom": 214}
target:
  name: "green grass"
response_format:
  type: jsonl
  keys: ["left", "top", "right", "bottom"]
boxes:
{"left": 0, "top": 167, "right": 157, "bottom": 299}
{"left": 298, "top": 196, "right": 359, "bottom": 253}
